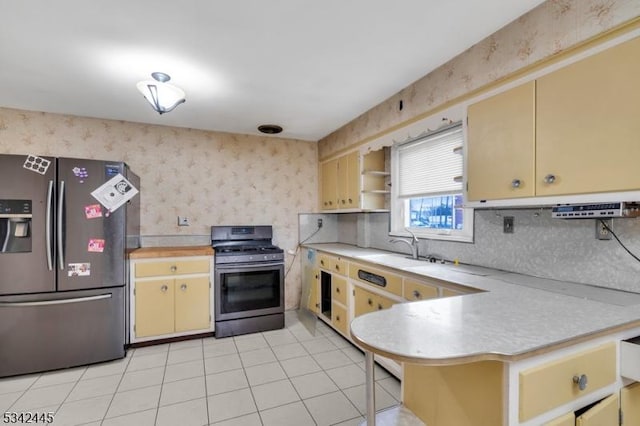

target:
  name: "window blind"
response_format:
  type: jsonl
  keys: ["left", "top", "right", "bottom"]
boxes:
{"left": 397, "top": 124, "right": 463, "bottom": 198}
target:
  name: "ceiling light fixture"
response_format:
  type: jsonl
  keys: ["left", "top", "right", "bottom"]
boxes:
{"left": 136, "top": 72, "right": 186, "bottom": 114}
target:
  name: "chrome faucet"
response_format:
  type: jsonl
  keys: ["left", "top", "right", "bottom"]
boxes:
{"left": 390, "top": 228, "right": 420, "bottom": 259}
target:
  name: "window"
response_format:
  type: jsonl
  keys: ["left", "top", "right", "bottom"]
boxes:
{"left": 391, "top": 123, "right": 473, "bottom": 242}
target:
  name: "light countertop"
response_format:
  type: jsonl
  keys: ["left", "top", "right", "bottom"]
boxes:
{"left": 129, "top": 245, "right": 214, "bottom": 259}
{"left": 304, "top": 243, "right": 640, "bottom": 364}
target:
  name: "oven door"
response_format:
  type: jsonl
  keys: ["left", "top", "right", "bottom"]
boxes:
{"left": 215, "top": 261, "right": 284, "bottom": 321}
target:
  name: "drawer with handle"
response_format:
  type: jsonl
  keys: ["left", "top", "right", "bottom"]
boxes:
{"left": 353, "top": 285, "right": 398, "bottom": 318}
{"left": 403, "top": 279, "right": 439, "bottom": 301}
{"left": 332, "top": 302, "right": 349, "bottom": 336}
{"left": 332, "top": 275, "right": 347, "bottom": 305}
{"left": 349, "top": 262, "right": 402, "bottom": 297}
{"left": 518, "top": 342, "right": 616, "bottom": 422}
{"left": 318, "top": 253, "right": 347, "bottom": 275}
{"left": 135, "top": 259, "right": 210, "bottom": 278}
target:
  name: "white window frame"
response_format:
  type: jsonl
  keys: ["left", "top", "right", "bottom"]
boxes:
{"left": 390, "top": 122, "right": 474, "bottom": 243}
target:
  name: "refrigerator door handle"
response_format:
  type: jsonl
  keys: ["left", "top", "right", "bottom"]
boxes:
{"left": 0, "top": 293, "right": 112, "bottom": 307}
{"left": 46, "top": 180, "right": 54, "bottom": 271}
{"left": 57, "top": 180, "right": 65, "bottom": 270}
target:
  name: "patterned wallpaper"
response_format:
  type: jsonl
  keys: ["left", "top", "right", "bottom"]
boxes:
{"left": 0, "top": 108, "right": 318, "bottom": 310}
{"left": 318, "top": 0, "right": 640, "bottom": 158}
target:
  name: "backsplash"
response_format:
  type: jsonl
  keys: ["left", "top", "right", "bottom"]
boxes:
{"left": 301, "top": 211, "right": 640, "bottom": 293}
{"left": 0, "top": 107, "right": 318, "bottom": 310}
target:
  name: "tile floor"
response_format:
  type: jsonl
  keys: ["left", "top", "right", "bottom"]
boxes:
{"left": 0, "top": 311, "right": 401, "bottom": 426}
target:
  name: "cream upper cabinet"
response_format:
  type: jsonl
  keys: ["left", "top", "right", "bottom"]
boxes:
{"left": 467, "top": 36, "right": 640, "bottom": 202}
{"left": 467, "top": 81, "right": 536, "bottom": 201}
{"left": 321, "top": 158, "right": 338, "bottom": 210}
{"left": 536, "top": 36, "right": 640, "bottom": 196}
{"left": 337, "top": 151, "right": 360, "bottom": 209}
{"left": 320, "top": 151, "right": 361, "bottom": 211}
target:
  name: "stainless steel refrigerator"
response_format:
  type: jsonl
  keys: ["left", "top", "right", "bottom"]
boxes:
{"left": 0, "top": 154, "right": 140, "bottom": 378}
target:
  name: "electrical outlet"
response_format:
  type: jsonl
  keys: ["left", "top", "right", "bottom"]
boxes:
{"left": 596, "top": 219, "right": 612, "bottom": 240}
{"left": 177, "top": 216, "right": 190, "bottom": 226}
{"left": 503, "top": 216, "right": 514, "bottom": 233}
{"left": 317, "top": 218, "right": 323, "bottom": 228}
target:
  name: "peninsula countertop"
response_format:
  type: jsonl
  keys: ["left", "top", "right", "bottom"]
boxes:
{"left": 303, "top": 243, "right": 640, "bottom": 364}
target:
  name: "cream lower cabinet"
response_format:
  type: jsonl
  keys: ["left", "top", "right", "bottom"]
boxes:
{"left": 621, "top": 382, "right": 640, "bottom": 425}
{"left": 131, "top": 255, "right": 214, "bottom": 343}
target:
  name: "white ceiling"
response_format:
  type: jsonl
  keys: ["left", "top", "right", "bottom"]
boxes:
{"left": 0, "top": 0, "right": 545, "bottom": 141}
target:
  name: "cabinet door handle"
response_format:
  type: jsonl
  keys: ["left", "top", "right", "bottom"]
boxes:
{"left": 511, "top": 179, "right": 522, "bottom": 188}
{"left": 573, "top": 374, "right": 588, "bottom": 391}
{"left": 348, "top": 198, "right": 353, "bottom": 203}
{"left": 377, "top": 303, "right": 383, "bottom": 310}
{"left": 335, "top": 265, "right": 340, "bottom": 271}
{"left": 160, "top": 285, "right": 168, "bottom": 292}
{"left": 412, "top": 290, "right": 421, "bottom": 299}
{"left": 336, "top": 287, "right": 340, "bottom": 293}
{"left": 320, "top": 260, "right": 325, "bottom": 266}
{"left": 336, "top": 315, "right": 340, "bottom": 321}
{"left": 170, "top": 265, "right": 178, "bottom": 272}
{"left": 180, "top": 284, "right": 187, "bottom": 291}
{"left": 367, "top": 298, "right": 373, "bottom": 306}
{"left": 341, "top": 199, "right": 346, "bottom": 204}
{"left": 544, "top": 174, "right": 556, "bottom": 184}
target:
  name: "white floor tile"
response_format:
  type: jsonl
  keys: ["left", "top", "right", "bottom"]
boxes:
{"left": 207, "top": 388, "right": 257, "bottom": 424}
{"left": 10, "top": 382, "right": 74, "bottom": 411}
{"left": 205, "top": 369, "right": 248, "bottom": 396}
{"left": 341, "top": 346, "right": 365, "bottom": 363}
{"left": 377, "top": 376, "right": 402, "bottom": 401}
{"left": 289, "top": 325, "right": 318, "bottom": 342}
{"left": 118, "top": 366, "right": 164, "bottom": 392}
{"left": 331, "top": 416, "right": 366, "bottom": 426}
{"left": 233, "top": 335, "right": 269, "bottom": 352}
{"left": 164, "top": 359, "right": 205, "bottom": 383}
{"left": 312, "top": 349, "right": 354, "bottom": 370}
{"left": 279, "top": 356, "right": 322, "bottom": 378}
{"left": 0, "top": 391, "right": 22, "bottom": 413}
{"left": 169, "top": 338, "right": 203, "bottom": 352}
{"left": 31, "top": 367, "right": 86, "bottom": 389}
{"left": 203, "top": 340, "right": 237, "bottom": 358}
{"left": 342, "top": 383, "right": 399, "bottom": 415}
{"left": 239, "top": 348, "right": 276, "bottom": 367}
{"left": 66, "top": 374, "right": 121, "bottom": 402}
{"left": 0, "top": 375, "right": 38, "bottom": 394}
{"left": 301, "top": 337, "right": 337, "bottom": 355}
{"left": 329, "top": 334, "right": 355, "bottom": 349}
{"left": 105, "top": 385, "right": 161, "bottom": 418}
{"left": 83, "top": 357, "right": 129, "bottom": 379}
{"left": 260, "top": 400, "right": 316, "bottom": 426}
{"left": 303, "top": 390, "right": 360, "bottom": 426}
{"left": 209, "top": 412, "right": 262, "bottom": 426}
{"left": 325, "top": 364, "right": 366, "bottom": 389}
{"left": 101, "top": 408, "right": 157, "bottom": 426}
{"left": 160, "top": 376, "right": 206, "bottom": 406}
{"left": 271, "top": 342, "right": 308, "bottom": 360}
{"left": 251, "top": 379, "right": 300, "bottom": 411}
{"left": 131, "top": 343, "right": 169, "bottom": 357}
{"left": 262, "top": 329, "right": 298, "bottom": 347}
{"left": 126, "top": 352, "right": 167, "bottom": 372}
{"left": 156, "top": 397, "right": 209, "bottom": 426}
{"left": 244, "top": 362, "right": 286, "bottom": 386}
{"left": 357, "top": 362, "right": 391, "bottom": 380}
{"left": 167, "top": 346, "right": 204, "bottom": 365}
{"left": 52, "top": 394, "right": 111, "bottom": 426}
{"left": 290, "top": 371, "right": 338, "bottom": 399}
{"left": 204, "top": 354, "right": 242, "bottom": 375}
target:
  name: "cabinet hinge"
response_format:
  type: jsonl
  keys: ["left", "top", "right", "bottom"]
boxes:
{"left": 352, "top": 289, "right": 355, "bottom": 296}
{"left": 133, "top": 324, "right": 136, "bottom": 332}
{"left": 619, "top": 408, "right": 623, "bottom": 425}
{"left": 133, "top": 288, "right": 136, "bottom": 296}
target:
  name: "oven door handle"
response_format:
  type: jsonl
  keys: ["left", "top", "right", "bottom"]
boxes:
{"left": 216, "top": 262, "right": 284, "bottom": 270}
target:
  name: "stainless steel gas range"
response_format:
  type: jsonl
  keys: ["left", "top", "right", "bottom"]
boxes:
{"left": 211, "top": 225, "right": 284, "bottom": 337}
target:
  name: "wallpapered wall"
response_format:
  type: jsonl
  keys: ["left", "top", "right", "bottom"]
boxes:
{"left": 0, "top": 108, "right": 318, "bottom": 309}
{"left": 318, "top": 0, "right": 640, "bottom": 158}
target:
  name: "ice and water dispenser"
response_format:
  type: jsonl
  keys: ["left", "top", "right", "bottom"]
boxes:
{"left": 0, "top": 200, "right": 32, "bottom": 253}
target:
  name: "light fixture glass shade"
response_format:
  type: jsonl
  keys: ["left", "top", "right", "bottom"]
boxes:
{"left": 136, "top": 72, "right": 186, "bottom": 114}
